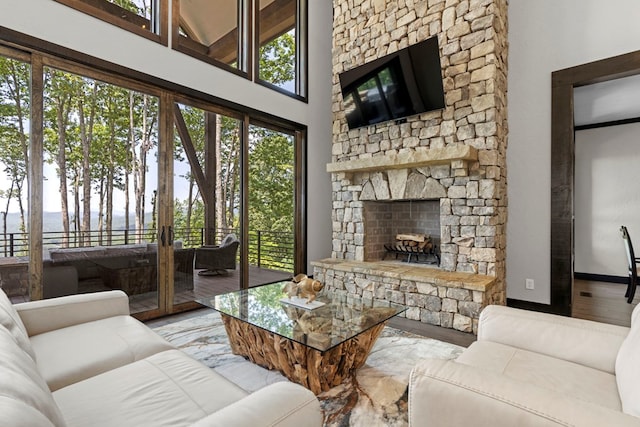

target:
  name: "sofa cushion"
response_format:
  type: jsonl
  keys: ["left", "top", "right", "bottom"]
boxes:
{"left": 615, "top": 303, "right": 640, "bottom": 417}
{"left": 457, "top": 340, "right": 621, "bottom": 411}
{"left": 53, "top": 349, "right": 248, "bottom": 427}
{"left": 29, "top": 315, "right": 175, "bottom": 391}
{"left": 0, "top": 326, "right": 67, "bottom": 427}
{"left": 0, "top": 288, "right": 36, "bottom": 360}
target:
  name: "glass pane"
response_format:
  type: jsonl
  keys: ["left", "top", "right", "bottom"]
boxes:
{"left": 247, "top": 124, "right": 294, "bottom": 285}
{"left": 107, "top": 0, "right": 154, "bottom": 22}
{"left": 42, "top": 67, "right": 160, "bottom": 314}
{"left": 0, "top": 55, "right": 31, "bottom": 303}
{"left": 60, "top": 0, "right": 159, "bottom": 34}
{"left": 179, "top": 0, "right": 243, "bottom": 69}
{"left": 258, "top": 0, "right": 297, "bottom": 92}
{"left": 174, "top": 103, "right": 241, "bottom": 304}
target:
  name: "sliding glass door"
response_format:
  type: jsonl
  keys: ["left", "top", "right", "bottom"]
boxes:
{"left": 171, "top": 100, "right": 243, "bottom": 308}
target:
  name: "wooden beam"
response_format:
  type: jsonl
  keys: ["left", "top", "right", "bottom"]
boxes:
{"left": 172, "top": 104, "right": 211, "bottom": 208}
{"left": 177, "top": 0, "right": 296, "bottom": 65}
{"left": 257, "top": 0, "right": 296, "bottom": 46}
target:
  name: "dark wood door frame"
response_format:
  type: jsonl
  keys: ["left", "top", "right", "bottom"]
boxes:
{"left": 550, "top": 50, "right": 640, "bottom": 316}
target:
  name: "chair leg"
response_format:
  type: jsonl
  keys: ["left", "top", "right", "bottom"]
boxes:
{"left": 628, "top": 281, "right": 637, "bottom": 304}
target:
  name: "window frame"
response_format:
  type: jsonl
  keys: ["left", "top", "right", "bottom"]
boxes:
{"left": 54, "top": 0, "right": 169, "bottom": 45}
{"left": 254, "top": 0, "right": 307, "bottom": 101}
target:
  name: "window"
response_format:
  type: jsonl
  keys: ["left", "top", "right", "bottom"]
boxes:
{"left": 0, "top": 35, "right": 306, "bottom": 317}
{"left": 256, "top": 0, "right": 306, "bottom": 98}
{"left": 173, "top": 0, "right": 307, "bottom": 98}
{"left": 54, "top": 0, "right": 167, "bottom": 44}
{"left": 173, "top": 0, "right": 249, "bottom": 73}
{"left": 0, "top": 49, "right": 31, "bottom": 262}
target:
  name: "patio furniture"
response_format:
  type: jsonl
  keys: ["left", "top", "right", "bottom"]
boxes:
{"left": 194, "top": 234, "right": 239, "bottom": 276}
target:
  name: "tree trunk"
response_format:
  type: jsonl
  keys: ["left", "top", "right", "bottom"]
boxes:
{"left": 215, "top": 115, "right": 224, "bottom": 239}
{"left": 56, "top": 98, "right": 70, "bottom": 248}
{"left": 126, "top": 91, "right": 134, "bottom": 242}
{"left": 106, "top": 135, "right": 114, "bottom": 246}
{"left": 186, "top": 178, "right": 194, "bottom": 243}
{"left": 2, "top": 181, "right": 14, "bottom": 256}
{"left": 79, "top": 82, "right": 97, "bottom": 246}
{"left": 98, "top": 175, "right": 104, "bottom": 246}
{"left": 8, "top": 61, "right": 29, "bottom": 192}
{"left": 74, "top": 171, "right": 81, "bottom": 242}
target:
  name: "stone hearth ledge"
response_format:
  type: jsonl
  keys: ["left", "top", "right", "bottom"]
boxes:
{"left": 312, "top": 259, "right": 494, "bottom": 291}
{"left": 326, "top": 145, "right": 478, "bottom": 174}
{"left": 312, "top": 259, "right": 498, "bottom": 334}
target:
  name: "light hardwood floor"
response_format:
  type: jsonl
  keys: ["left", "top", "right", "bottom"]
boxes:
{"left": 572, "top": 279, "right": 639, "bottom": 327}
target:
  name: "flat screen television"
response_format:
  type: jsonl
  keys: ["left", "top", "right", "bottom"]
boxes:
{"left": 338, "top": 36, "right": 445, "bottom": 130}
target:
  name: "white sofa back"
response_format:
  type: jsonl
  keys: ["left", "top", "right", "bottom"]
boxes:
{"left": 0, "top": 289, "right": 67, "bottom": 426}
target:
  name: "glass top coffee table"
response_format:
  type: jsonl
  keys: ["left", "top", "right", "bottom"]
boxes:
{"left": 197, "top": 281, "right": 406, "bottom": 394}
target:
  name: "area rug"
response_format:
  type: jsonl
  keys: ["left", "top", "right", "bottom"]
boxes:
{"left": 151, "top": 310, "right": 464, "bottom": 427}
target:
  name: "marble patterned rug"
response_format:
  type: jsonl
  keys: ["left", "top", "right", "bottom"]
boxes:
{"left": 151, "top": 310, "right": 464, "bottom": 427}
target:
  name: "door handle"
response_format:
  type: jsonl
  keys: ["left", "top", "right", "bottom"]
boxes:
{"left": 160, "top": 226, "right": 166, "bottom": 246}
{"left": 168, "top": 226, "right": 174, "bottom": 246}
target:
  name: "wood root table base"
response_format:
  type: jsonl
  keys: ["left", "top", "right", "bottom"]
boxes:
{"left": 221, "top": 314, "right": 386, "bottom": 394}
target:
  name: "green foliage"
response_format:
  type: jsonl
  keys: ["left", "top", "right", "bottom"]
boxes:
{"left": 0, "top": 56, "right": 30, "bottom": 232}
{"left": 259, "top": 31, "right": 296, "bottom": 87}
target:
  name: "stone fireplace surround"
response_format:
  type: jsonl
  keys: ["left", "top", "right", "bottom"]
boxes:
{"left": 313, "top": 0, "right": 508, "bottom": 334}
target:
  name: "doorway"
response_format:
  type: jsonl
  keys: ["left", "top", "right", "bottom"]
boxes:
{"left": 550, "top": 50, "right": 640, "bottom": 317}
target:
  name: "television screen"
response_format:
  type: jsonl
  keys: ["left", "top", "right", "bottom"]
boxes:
{"left": 339, "top": 36, "right": 445, "bottom": 130}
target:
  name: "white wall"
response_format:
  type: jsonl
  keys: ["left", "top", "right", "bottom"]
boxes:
{"left": 574, "top": 124, "right": 640, "bottom": 278}
{"left": 508, "top": 0, "right": 640, "bottom": 303}
{"left": 0, "top": 0, "right": 333, "bottom": 273}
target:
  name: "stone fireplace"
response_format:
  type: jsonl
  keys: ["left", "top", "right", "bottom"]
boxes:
{"left": 313, "top": 0, "right": 508, "bottom": 333}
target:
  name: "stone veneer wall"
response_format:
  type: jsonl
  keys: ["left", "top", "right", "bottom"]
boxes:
{"left": 330, "top": 0, "right": 509, "bottom": 304}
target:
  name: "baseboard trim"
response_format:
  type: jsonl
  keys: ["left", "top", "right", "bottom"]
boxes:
{"left": 506, "top": 298, "right": 562, "bottom": 315}
{"left": 573, "top": 272, "right": 627, "bottom": 284}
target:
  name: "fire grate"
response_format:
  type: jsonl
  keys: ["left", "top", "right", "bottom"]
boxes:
{"left": 383, "top": 233, "right": 440, "bottom": 266}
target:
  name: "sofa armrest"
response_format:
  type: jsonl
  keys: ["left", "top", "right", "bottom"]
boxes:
{"left": 478, "top": 305, "right": 629, "bottom": 373}
{"left": 409, "top": 359, "right": 640, "bottom": 427}
{"left": 15, "top": 291, "right": 130, "bottom": 337}
{"left": 190, "top": 382, "right": 322, "bottom": 427}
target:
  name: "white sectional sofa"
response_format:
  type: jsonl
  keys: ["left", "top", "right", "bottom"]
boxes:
{"left": 0, "top": 288, "right": 322, "bottom": 427}
{"left": 409, "top": 303, "right": 640, "bottom": 427}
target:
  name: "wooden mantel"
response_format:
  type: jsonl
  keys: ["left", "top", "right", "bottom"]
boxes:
{"left": 326, "top": 144, "right": 478, "bottom": 174}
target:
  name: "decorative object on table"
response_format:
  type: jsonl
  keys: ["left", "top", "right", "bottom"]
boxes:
{"left": 282, "top": 274, "right": 325, "bottom": 304}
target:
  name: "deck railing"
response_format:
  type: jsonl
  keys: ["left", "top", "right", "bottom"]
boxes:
{"left": 0, "top": 228, "right": 294, "bottom": 272}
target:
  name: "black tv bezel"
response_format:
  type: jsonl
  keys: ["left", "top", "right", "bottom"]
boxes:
{"left": 338, "top": 36, "right": 445, "bottom": 130}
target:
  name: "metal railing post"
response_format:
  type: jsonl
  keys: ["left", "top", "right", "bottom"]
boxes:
{"left": 9, "top": 233, "right": 14, "bottom": 257}
{"left": 257, "top": 230, "right": 262, "bottom": 268}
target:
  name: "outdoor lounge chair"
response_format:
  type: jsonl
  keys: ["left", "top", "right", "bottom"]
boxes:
{"left": 194, "top": 233, "right": 240, "bottom": 275}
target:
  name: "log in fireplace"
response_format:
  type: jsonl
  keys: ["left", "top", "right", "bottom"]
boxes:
{"left": 383, "top": 233, "right": 440, "bottom": 265}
